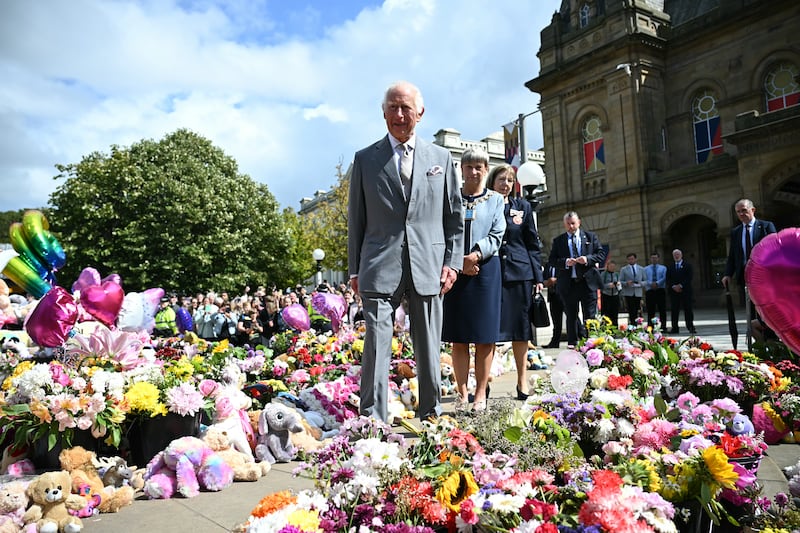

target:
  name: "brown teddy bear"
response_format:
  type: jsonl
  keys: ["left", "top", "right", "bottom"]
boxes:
{"left": 200, "top": 427, "right": 270, "bottom": 482}
{"left": 58, "top": 447, "right": 134, "bottom": 514}
{"left": 22, "top": 470, "right": 86, "bottom": 533}
{"left": 0, "top": 481, "right": 30, "bottom": 533}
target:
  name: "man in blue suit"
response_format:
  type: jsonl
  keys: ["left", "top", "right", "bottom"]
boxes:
{"left": 348, "top": 81, "right": 464, "bottom": 423}
{"left": 721, "top": 198, "right": 777, "bottom": 307}
{"left": 547, "top": 211, "right": 606, "bottom": 347}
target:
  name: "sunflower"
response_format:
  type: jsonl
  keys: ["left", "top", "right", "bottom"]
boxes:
{"left": 436, "top": 470, "right": 479, "bottom": 513}
{"left": 702, "top": 446, "right": 738, "bottom": 490}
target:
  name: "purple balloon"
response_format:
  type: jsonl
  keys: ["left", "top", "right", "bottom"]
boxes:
{"left": 281, "top": 303, "right": 310, "bottom": 331}
{"left": 72, "top": 267, "right": 101, "bottom": 294}
{"left": 176, "top": 307, "right": 193, "bottom": 334}
{"left": 25, "top": 286, "right": 79, "bottom": 347}
{"left": 312, "top": 292, "right": 346, "bottom": 332}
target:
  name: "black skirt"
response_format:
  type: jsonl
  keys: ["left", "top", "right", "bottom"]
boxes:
{"left": 498, "top": 279, "right": 533, "bottom": 342}
{"left": 442, "top": 255, "right": 502, "bottom": 344}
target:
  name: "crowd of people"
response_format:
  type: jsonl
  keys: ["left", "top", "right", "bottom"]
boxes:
{"left": 151, "top": 282, "right": 366, "bottom": 347}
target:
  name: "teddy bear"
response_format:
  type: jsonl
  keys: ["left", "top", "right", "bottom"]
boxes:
{"left": 96, "top": 457, "right": 134, "bottom": 489}
{"left": 0, "top": 481, "right": 31, "bottom": 533}
{"left": 440, "top": 353, "right": 456, "bottom": 396}
{"left": 142, "top": 436, "right": 234, "bottom": 499}
{"left": 200, "top": 427, "right": 270, "bottom": 482}
{"left": 58, "top": 447, "right": 134, "bottom": 514}
{"left": 254, "top": 403, "right": 304, "bottom": 464}
{"left": 22, "top": 470, "right": 86, "bottom": 533}
{"left": 728, "top": 413, "right": 755, "bottom": 436}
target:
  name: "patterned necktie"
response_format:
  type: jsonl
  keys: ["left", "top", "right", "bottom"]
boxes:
{"left": 399, "top": 143, "right": 412, "bottom": 200}
{"left": 745, "top": 223, "right": 753, "bottom": 261}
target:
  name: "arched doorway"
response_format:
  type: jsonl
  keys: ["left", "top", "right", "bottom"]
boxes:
{"left": 666, "top": 214, "right": 725, "bottom": 307}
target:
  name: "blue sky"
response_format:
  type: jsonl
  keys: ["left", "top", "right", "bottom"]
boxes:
{"left": 0, "top": 0, "right": 561, "bottom": 212}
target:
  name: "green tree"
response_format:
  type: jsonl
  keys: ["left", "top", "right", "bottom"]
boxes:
{"left": 49, "top": 129, "right": 301, "bottom": 294}
{"left": 306, "top": 161, "right": 350, "bottom": 273}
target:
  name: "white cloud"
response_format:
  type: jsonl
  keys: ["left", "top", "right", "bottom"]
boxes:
{"left": 0, "top": 0, "right": 560, "bottom": 212}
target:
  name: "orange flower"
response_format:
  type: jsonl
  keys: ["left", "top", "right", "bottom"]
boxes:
{"left": 250, "top": 490, "right": 296, "bottom": 518}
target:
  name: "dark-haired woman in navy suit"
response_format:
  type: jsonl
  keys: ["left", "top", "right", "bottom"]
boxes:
{"left": 488, "top": 164, "right": 544, "bottom": 400}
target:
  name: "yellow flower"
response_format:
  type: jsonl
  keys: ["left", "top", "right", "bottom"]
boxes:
{"left": 166, "top": 357, "right": 194, "bottom": 381}
{"left": 352, "top": 339, "right": 364, "bottom": 354}
{"left": 436, "top": 470, "right": 479, "bottom": 513}
{"left": 761, "top": 402, "right": 788, "bottom": 432}
{"left": 125, "top": 381, "right": 167, "bottom": 416}
{"left": 213, "top": 339, "right": 230, "bottom": 353}
{"left": 286, "top": 508, "right": 320, "bottom": 531}
{"left": 702, "top": 446, "right": 738, "bottom": 490}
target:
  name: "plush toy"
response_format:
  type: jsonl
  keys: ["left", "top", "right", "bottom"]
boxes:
{"left": 22, "top": 471, "right": 86, "bottom": 533}
{"left": 205, "top": 385, "right": 256, "bottom": 461}
{"left": 440, "top": 353, "right": 456, "bottom": 396}
{"left": 5, "top": 460, "right": 34, "bottom": 478}
{"left": 200, "top": 427, "right": 270, "bottom": 482}
{"left": 728, "top": 413, "right": 755, "bottom": 436}
{"left": 143, "top": 436, "right": 234, "bottom": 499}
{"left": 67, "top": 484, "right": 101, "bottom": 519}
{"left": 0, "top": 481, "right": 30, "bottom": 533}
{"left": 254, "top": 403, "right": 304, "bottom": 464}
{"left": 58, "top": 447, "right": 134, "bottom": 514}
{"left": 96, "top": 457, "right": 135, "bottom": 489}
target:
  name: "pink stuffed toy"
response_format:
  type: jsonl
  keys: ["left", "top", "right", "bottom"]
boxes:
{"left": 143, "top": 436, "right": 234, "bottom": 499}
{"left": 752, "top": 402, "right": 789, "bottom": 444}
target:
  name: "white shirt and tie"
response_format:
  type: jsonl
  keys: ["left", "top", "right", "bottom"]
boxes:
{"left": 392, "top": 137, "right": 414, "bottom": 201}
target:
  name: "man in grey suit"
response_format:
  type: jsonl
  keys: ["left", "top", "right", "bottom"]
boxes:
{"left": 348, "top": 81, "right": 464, "bottom": 423}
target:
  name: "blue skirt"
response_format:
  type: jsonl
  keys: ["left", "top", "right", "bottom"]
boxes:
{"left": 442, "top": 255, "right": 501, "bottom": 344}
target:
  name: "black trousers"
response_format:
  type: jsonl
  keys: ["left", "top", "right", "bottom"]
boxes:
{"left": 560, "top": 279, "right": 597, "bottom": 345}
{"left": 669, "top": 289, "right": 694, "bottom": 331}
{"left": 548, "top": 290, "right": 564, "bottom": 344}
{"left": 645, "top": 289, "right": 667, "bottom": 328}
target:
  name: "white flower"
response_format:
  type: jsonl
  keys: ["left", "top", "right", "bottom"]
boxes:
{"left": 589, "top": 368, "right": 610, "bottom": 389}
{"left": 633, "top": 356, "right": 655, "bottom": 376}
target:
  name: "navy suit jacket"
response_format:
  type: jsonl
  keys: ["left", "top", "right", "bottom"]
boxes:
{"left": 724, "top": 219, "right": 777, "bottom": 283}
{"left": 499, "top": 197, "right": 543, "bottom": 283}
{"left": 548, "top": 229, "right": 606, "bottom": 292}
{"left": 666, "top": 261, "right": 693, "bottom": 294}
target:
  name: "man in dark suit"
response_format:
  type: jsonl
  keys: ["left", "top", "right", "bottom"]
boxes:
{"left": 348, "top": 81, "right": 463, "bottom": 423}
{"left": 547, "top": 211, "right": 606, "bottom": 347}
{"left": 721, "top": 198, "right": 777, "bottom": 309}
{"left": 666, "top": 248, "right": 696, "bottom": 334}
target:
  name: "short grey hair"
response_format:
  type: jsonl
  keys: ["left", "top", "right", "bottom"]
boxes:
{"left": 382, "top": 81, "right": 424, "bottom": 113}
{"left": 460, "top": 147, "right": 489, "bottom": 168}
{"left": 563, "top": 211, "right": 579, "bottom": 221}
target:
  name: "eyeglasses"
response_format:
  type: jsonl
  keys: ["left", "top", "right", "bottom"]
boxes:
{"left": 736, "top": 209, "right": 752, "bottom": 214}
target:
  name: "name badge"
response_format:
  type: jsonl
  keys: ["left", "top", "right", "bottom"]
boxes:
{"left": 464, "top": 208, "right": 475, "bottom": 221}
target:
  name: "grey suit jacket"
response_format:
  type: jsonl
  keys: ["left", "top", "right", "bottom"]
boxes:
{"left": 348, "top": 135, "right": 464, "bottom": 296}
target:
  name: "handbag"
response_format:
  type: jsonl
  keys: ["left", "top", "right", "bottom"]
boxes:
{"left": 529, "top": 292, "right": 550, "bottom": 328}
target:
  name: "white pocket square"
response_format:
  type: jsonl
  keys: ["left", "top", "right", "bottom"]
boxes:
{"left": 426, "top": 166, "right": 444, "bottom": 176}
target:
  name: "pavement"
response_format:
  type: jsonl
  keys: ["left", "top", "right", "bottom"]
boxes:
{"left": 78, "top": 305, "right": 798, "bottom": 533}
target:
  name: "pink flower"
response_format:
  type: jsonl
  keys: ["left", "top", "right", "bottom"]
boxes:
{"left": 198, "top": 379, "right": 220, "bottom": 398}
{"left": 215, "top": 395, "right": 234, "bottom": 419}
{"left": 49, "top": 363, "right": 71, "bottom": 386}
{"left": 585, "top": 348, "right": 604, "bottom": 367}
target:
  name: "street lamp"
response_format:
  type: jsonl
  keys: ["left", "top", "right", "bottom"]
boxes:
{"left": 312, "top": 248, "right": 325, "bottom": 287}
{"left": 517, "top": 161, "right": 548, "bottom": 211}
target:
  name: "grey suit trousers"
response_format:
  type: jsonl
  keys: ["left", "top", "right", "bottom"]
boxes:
{"left": 359, "top": 253, "right": 443, "bottom": 423}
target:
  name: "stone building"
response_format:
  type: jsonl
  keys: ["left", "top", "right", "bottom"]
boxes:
{"left": 526, "top": 0, "right": 800, "bottom": 304}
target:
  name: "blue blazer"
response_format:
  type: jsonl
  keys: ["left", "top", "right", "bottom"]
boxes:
{"left": 666, "top": 261, "right": 693, "bottom": 294}
{"left": 724, "top": 219, "right": 776, "bottom": 283}
{"left": 499, "top": 197, "right": 543, "bottom": 283}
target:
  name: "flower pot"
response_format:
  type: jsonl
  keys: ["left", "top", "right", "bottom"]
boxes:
{"left": 127, "top": 412, "right": 200, "bottom": 467}
{"left": 30, "top": 429, "right": 98, "bottom": 471}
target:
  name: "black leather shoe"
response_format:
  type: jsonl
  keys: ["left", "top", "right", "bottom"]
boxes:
{"left": 689, "top": 328, "right": 697, "bottom": 334}
{"left": 516, "top": 386, "right": 529, "bottom": 400}
{"left": 668, "top": 329, "right": 679, "bottom": 334}
{"left": 544, "top": 341, "right": 560, "bottom": 348}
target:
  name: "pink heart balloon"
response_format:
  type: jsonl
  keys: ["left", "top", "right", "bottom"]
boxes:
{"left": 72, "top": 267, "right": 101, "bottom": 294}
{"left": 282, "top": 303, "right": 310, "bottom": 331}
{"left": 25, "top": 286, "right": 79, "bottom": 347}
{"left": 746, "top": 227, "right": 800, "bottom": 355}
{"left": 80, "top": 281, "right": 125, "bottom": 326}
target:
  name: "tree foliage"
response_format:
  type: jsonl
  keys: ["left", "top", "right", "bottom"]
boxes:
{"left": 305, "top": 161, "right": 350, "bottom": 273}
{"left": 49, "top": 129, "right": 308, "bottom": 294}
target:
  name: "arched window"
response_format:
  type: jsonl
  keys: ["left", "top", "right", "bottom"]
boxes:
{"left": 692, "top": 90, "right": 723, "bottom": 163}
{"left": 582, "top": 115, "right": 605, "bottom": 173}
{"left": 579, "top": 3, "right": 591, "bottom": 28}
{"left": 765, "top": 61, "right": 800, "bottom": 112}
